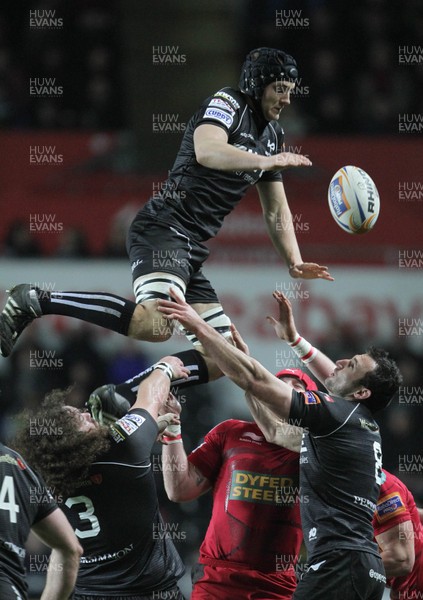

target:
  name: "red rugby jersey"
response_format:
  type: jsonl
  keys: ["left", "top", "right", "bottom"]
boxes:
{"left": 188, "top": 420, "right": 302, "bottom": 573}
{"left": 373, "top": 469, "right": 423, "bottom": 597}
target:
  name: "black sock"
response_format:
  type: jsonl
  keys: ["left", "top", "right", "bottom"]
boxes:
{"left": 37, "top": 290, "right": 136, "bottom": 336}
{"left": 115, "top": 349, "right": 209, "bottom": 404}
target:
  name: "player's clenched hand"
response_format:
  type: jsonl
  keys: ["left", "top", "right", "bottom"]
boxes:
{"left": 163, "top": 392, "right": 182, "bottom": 417}
{"left": 158, "top": 355, "right": 190, "bottom": 380}
{"left": 158, "top": 288, "right": 204, "bottom": 333}
{"left": 289, "top": 262, "right": 334, "bottom": 281}
{"left": 264, "top": 152, "right": 312, "bottom": 171}
{"left": 266, "top": 291, "right": 298, "bottom": 343}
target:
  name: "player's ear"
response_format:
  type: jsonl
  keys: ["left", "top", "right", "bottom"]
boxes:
{"left": 352, "top": 386, "right": 371, "bottom": 401}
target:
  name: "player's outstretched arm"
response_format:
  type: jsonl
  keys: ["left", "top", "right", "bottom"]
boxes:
{"left": 267, "top": 291, "right": 336, "bottom": 386}
{"left": 132, "top": 356, "right": 190, "bottom": 420}
{"left": 231, "top": 324, "right": 302, "bottom": 451}
{"left": 163, "top": 440, "right": 212, "bottom": 503}
{"left": 158, "top": 290, "right": 293, "bottom": 420}
{"left": 33, "top": 508, "right": 82, "bottom": 600}
{"left": 161, "top": 394, "right": 211, "bottom": 502}
{"left": 194, "top": 125, "right": 311, "bottom": 173}
{"left": 257, "top": 181, "right": 334, "bottom": 282}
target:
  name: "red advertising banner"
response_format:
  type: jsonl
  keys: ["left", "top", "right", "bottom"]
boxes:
{"left": 0, "top": 133, "right": 421, "bottom": 263}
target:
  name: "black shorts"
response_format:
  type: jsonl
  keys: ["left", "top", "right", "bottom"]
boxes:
{"left": 293, "top": 549, "right": 386, "bottom": 600}
{"left": 127, "top": 218, "right": 219, "bottom": 305}
{"left": 72, "top": 586, "right": 185, "bottom": 600}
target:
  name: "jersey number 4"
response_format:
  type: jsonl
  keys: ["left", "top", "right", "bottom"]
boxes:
{"left": 0, "top": 476, "right": 20, "bottom": 523}
{"left": 66, "top": 495, "right": 101, "bottom": 539}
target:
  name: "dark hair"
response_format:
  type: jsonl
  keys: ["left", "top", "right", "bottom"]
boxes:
{"left": 12, "top": 388, "right": 111, "bottom": 498}
{"left": 359, "top": 346, "right": 403, "bottom": 413}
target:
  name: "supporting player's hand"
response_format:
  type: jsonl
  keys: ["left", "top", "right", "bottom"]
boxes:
{"left": 289, "top": 262, "right": 334, "bottom": 281}
{"left": 266, "top": 291, "right": 298, "bottom": 343}
{"left": 158, "top": 288, "right": 204, "bottom": 333}
{"left": 157, "top": 412, "right": 180, "bottom": 433}
{"left": 264, "top": 152, "right": 312, "bottom": 171}
{"left": 230, "top": 324, "right": 250, "bottom": 356}
{"left": 163, "top": 392, "right": 182, "bottom": 417}
{"left": 158, "top": 355, "right": 190, "bottom": 380}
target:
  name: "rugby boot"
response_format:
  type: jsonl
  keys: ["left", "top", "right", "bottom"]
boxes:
{"left": 0, "top": 284, "right": 42, "bottom": 357}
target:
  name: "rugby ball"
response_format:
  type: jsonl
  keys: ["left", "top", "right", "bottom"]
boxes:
{"left": 328, "top": 166, "right": 380, "bottom": 234}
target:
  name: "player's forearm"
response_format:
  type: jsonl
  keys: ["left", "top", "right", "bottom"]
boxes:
{"left": 246, "top": 393, "right": 282, "bottom": 441}
{"left": 246, "top": 393, "right": 302, "bottom": 451}
{"left": 134, "top": 369, "right": 171, "bottom": 418}
{"left": 195, "top": 320, "right": 262, "bottom": 393}
{"left": 194, "top": 321, "right": 292, "bottom": 418}
{"left": 41, "top": 548, "right": 81, "bottom": 600}
{"left": 163, "top": 443, "right": 207, "bottom": 502}
{"left": 263, "top": 206, "right": 302, "bottom": 269}
{"left": 196, "top": 139, "right": 267, "bottom": 172}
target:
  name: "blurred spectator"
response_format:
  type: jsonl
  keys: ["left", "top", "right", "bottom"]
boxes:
{"left": 55, "top": 226, "right": 91, "bottom": 258}
{"left": 2, "top": 219, "right": 42, "bottom": 257}
{"left": 103, "top": 203, "right": 138, "bottom": 257}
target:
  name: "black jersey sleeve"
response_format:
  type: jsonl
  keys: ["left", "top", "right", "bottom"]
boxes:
{"left": 29, "top": 468, "right": 59, "bottom": 524}
{"left": 258, "top": 121, "right": 284, "bottom": 183}
{"left": 289, "top": 390, "right": 359, "bottom": 436}
{"left": 107, "top": 408, "right": 159, "bottom": 465}
{"left": 195, "top": 88, "right": 243, "bottom": 135}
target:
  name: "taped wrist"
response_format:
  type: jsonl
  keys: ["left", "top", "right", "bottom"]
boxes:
{"left": 153, "top": 362, "right": 174, "bottom": 380}
{"left": 288, "top": 335, "right": 317, "bottom": 363}
{"left": 163, "top": 423, "right": 182, "bottom": 444}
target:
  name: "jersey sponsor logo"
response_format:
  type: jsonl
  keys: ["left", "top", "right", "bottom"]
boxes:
{"left": 208, "top": 98, "right": 235, "bottom": 114}
{"left": 131, "top": 258, "right": 144, "bottom": 272}
{"left": 125, "top": 414, "right": 146, "bottom": 427}
{"left": 375, "top": 492, "right": 406, "bottom": 523}
{"left": 308, "top": 527, "right": 317, "bottom": 541}
{"left": 203, "top": 107, "right": 233, "bottom": 128}
{"left": 229, "top": 470, "right": 297, "bottom": 506}
{"left": 322, "top": 393, "right": 334, "bottom": 402}
{"left": 369, "top": 569, "right": 387, "bottom": 584}
{"left": 302, "top": 391, "right": 321, "bottom": 405}
{"left": 109, "top": 424, "right": 125, "bottom": 444}
{"left": 353, "top": 495, "right": 377, "bottom": 513}
{"left": 118, "top": 419, "right": 138, "bottom": 435}
{"left": 309, "top": 559, "right": 326, "bottom": 571}
{"left": 214, "top": 91, "right": 240, "bottom": 109}
{"left": 114, "top": 414, "right": 146, "bottom": 437}
{"left": 1, "top": 540, "right": 26, "bottom": 558}
{"left": 80, "top": 543, "right": 134, "bottom": 564}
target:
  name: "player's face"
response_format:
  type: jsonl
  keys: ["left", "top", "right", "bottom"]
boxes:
{"left": 261, "top": 80, "right": 295, "bottom": 121}
{"left": 279, "top": 376, "right": 306, "bottom": 393}
{"left": 324, "top": 354, "right": 377, "bottom": 398}
{"left": 66, "top": 406, "right": 99, "bottom": 432}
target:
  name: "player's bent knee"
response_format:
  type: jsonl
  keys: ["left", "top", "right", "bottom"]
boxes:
{"left": 130, "top": 272, "right": 188, "bottom": 341}
{"left": 129, "top": 302, "right": 174, "bottom": 342}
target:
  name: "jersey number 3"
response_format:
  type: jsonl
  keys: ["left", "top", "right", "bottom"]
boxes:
{"left": 66, "top": 495, "right": 101, "bottom": 539}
